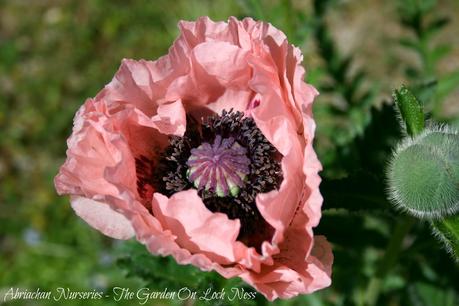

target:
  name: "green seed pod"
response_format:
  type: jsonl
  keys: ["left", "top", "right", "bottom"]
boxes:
{"left": 387, "top": 125, "right": 459, "bottom": 219}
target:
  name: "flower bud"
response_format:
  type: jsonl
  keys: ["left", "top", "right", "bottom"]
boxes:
{"left": 387, "top": 125, "right": 459, "bottom": 219}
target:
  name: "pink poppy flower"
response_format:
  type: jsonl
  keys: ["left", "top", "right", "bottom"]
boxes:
{"left": 55, "top": 16, "right": 333, "bottom": 300}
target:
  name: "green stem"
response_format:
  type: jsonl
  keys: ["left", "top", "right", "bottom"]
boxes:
{"left": 365, "top": 216, "right": 415, "bottom": 306}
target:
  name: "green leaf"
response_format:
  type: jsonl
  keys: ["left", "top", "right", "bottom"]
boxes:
{"left": 425, "top": 17, "right": 450, "bottom": 38}
{"left": 431, "top": 214, "right": 459, "bottom": 263}
{"left": 436, "top": 70, "right": 459, "bottom": 104}
{"left": 430, "top": 44, "right": 452, "bottom": 63}
{"left": 412, "top": 78, "right": 438, "bottom": 108}
{"left": 393, "top": 85, "right": 425, "bottom": 136}
{"left": 399, "top": 37, "right": 419, "bottom": 51}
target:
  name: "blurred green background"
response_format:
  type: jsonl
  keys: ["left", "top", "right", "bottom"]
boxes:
{"left": 1, "top": 0, "right": 458, "bottom": 305}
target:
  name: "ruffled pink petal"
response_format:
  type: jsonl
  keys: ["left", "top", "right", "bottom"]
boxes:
{"left": 129, "top": 203, "right": 246, "bottom": 278}
{"left": 150, "top": 99, "right": 187, "bottom": 136}
{"left": 301, "top": 142, "right": 324, "bottom": 228}
{"left": 164, "top": 41, "right": 251, "bottom": 107}
{"left": 54, "top": 76, "right": 184, "bottom": 243}
{"left": 206, "top": 88, "right": 253, "bottom": 115}
{"left": 70, "top": 196, "right": 135, "bottom": 239}
{"left": 178, "top": 17, "right": 235, "bottom": 49}
{"left": 96, "top": 59, "right": 156, "bottom": 116}
{"left": 55, "top": 98, "right": 167, "bottom": 202}
{"left": 55, "top": 100, "right": 131, "bottom": 198}
{"left": 192, "top": 41, "right": 250, "bottom": 87}
{"left": 308, "top": 236, "right": 333, "bottom": 290}
{"left": 151, "top": 189, "right": 242, "bottom": 264}
{"left": 240, "top": 236, "right": 332, "bottom": 301}
{"left": 252, "top": 115, "right": 305, "bottom": 245}
{"left": 165, "top": 63, "right": 224, "bottom": 106}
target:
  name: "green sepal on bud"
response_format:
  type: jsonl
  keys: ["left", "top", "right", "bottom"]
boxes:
{"left": 387, "top": 126, "right": 459, "bottom": 219}
{"left": 393, "top": 85, "right": 425, "bottom": 136}
{"left": 431, "top": 214, "right": 459, "bottom": 263}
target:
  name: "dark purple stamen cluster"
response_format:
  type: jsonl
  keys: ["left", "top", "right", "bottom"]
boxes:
{"left": 150, "top": 109, "right": 282, "bottom": 248}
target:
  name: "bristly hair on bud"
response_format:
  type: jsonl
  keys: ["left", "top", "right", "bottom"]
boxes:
{"left": 386, "top": 123, "right": 459, "bottom": 220}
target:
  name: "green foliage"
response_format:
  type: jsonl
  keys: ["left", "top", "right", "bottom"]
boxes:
{"left": 408, "top": 282, "right": 457, "bottom": 306}
{"left": 116, "top": 240, "right": 262, "bottom": 306}
{"left": 238, "top": 0, "right": 312, "bottom": 46}
{"left": 396, "top": 0, "right": 459, "bottom": 120}
{"left": 117, "top": 240, "right": 225, "bottom": 292}
{"left": 312, "top": 0, "right": 378, "bottom": 177}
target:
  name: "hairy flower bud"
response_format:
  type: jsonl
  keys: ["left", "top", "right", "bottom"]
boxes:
{"left": 387, "top": 125, "right": 459, "bottom": 219}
